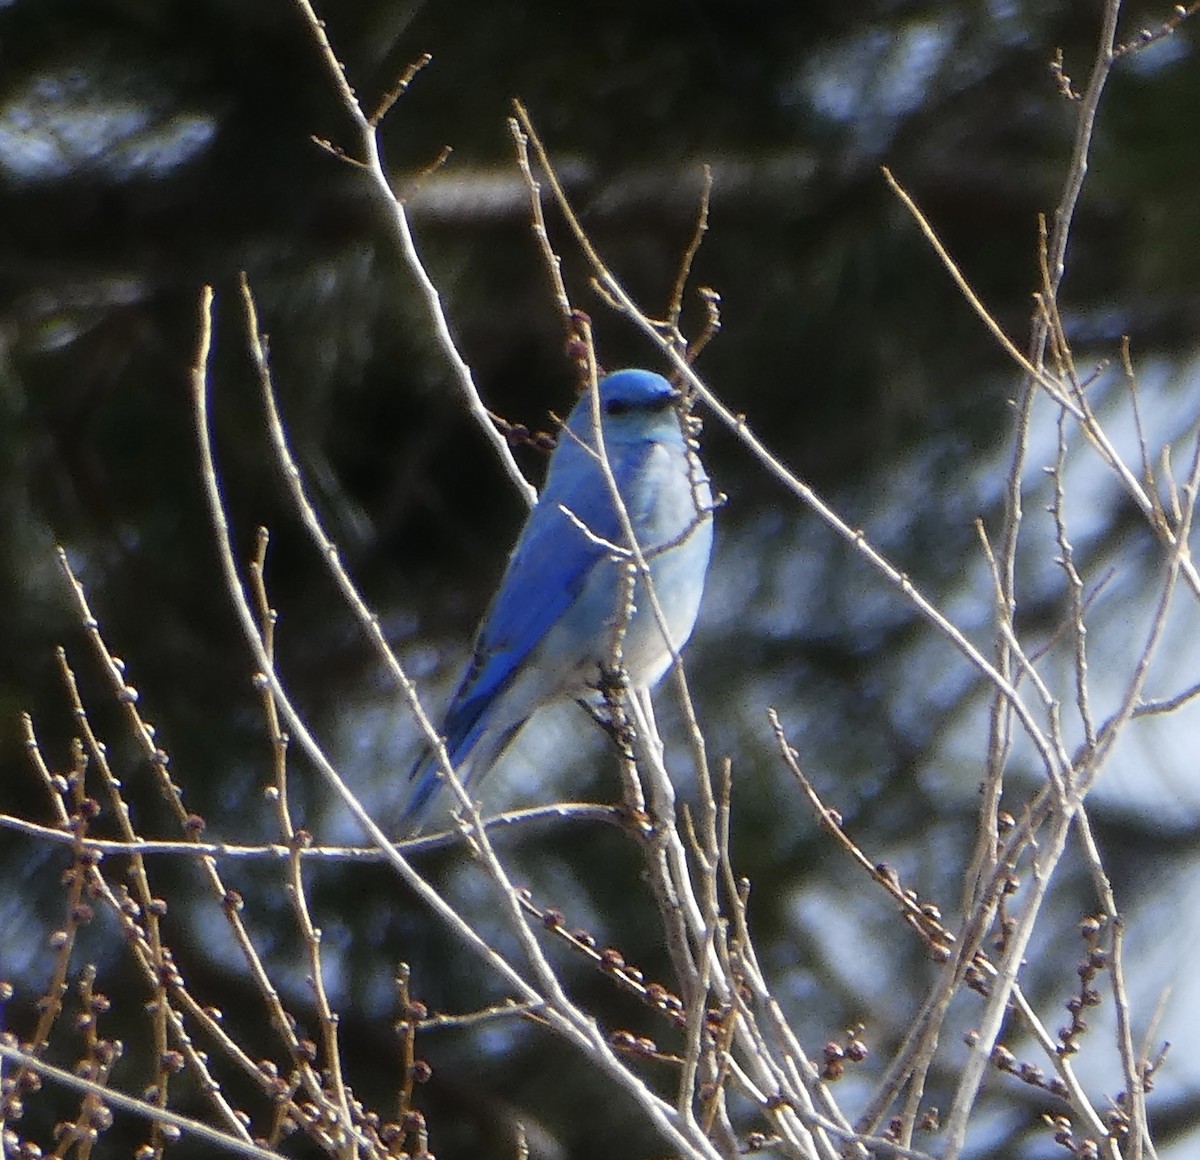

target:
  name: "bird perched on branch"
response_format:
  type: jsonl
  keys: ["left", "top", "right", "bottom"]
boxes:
{"left": 405, "top": 368, "right": 714, "bottom": 831}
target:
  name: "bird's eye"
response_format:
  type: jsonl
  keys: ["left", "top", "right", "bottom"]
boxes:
{"left": 604, "top": 398, "right": 633, "bottom": 416}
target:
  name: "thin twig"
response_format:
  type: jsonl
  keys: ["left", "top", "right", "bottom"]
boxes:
{"left": 666, "top": 165, "right": 713, "bottom": 341}
{"left": 290, "top": 0, "right": 536, "bottom": 508}
{"left": 0, "top": 804, "right": 622, "bottom": 860}
{"left": 0, "top": 1043, "right": 287, "bottom": 1160}
{"left": 247, "top": 528, "right": 356, "bottom": 1158}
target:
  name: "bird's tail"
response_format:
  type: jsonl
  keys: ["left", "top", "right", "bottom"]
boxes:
{"left": 402, "top": 717, "right": 525, "bottom": 835}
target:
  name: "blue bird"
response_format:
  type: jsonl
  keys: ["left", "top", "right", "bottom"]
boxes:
{"left": 406, "top": 368, "right": 713, "bottom": 830}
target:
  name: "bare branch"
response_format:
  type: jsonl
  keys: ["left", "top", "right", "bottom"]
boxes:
{"left": 290, "top": 0, "right": 537, "bottom": 508}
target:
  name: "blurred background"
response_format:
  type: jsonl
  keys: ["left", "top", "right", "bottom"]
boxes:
{"left": 3, "top": 1, "right": 1200, "bottom": 1156}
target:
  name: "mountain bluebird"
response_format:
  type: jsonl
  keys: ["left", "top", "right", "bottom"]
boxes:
{"left": 406, "top": 368, "right": 713, "bottom": 829}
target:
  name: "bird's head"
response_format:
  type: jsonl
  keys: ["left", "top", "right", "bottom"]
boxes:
{"left": 564, "top": 369, "right": 684, "bottom": 447}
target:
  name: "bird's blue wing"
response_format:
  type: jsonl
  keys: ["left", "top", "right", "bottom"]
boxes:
{"left": 439, "top": 440, "right": 647, "bottom": 756}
